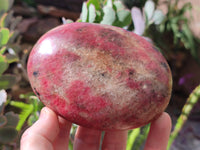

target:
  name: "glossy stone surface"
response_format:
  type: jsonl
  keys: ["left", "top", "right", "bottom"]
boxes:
{"left": 27, "top": 22, "right": 172, "bottom": 130}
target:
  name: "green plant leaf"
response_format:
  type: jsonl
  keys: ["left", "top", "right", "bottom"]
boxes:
{"left": 106, "top": 0, "right": 113, "bottom": 7}
{"left": 116, "top": 9, "right": 131, "bottom": 26}
{"left": 4, "top": 112, "right": 19, "bottom": 128}
{"left": 0, "top": 53, "right": 9, "bottom": 75}
{"left": 0, "top": 46, "right": 7, "bottom": 54}
{"left": 178, "top": 2, "right": 192, "bottom": 16}
{"left": 113, "top": 0, "right": 126, "bottom": 11}
{"left": 0, "top": 0, "right": 14, "bottom": 12}
{"left": 132, "top": 124, "right": 150, "bottom": 149}
{"left": 168, "top": 85, "right": 200, "bottom": 149}
{"left": 18, "top": 94, "right": 43, "bottom": 126}
{"left": 28, "top": 96, "right": 44, "bottom": 114}
{"left": 0, "top": 74, "right": 17, "bottom": 90}
{"left": 180, "top": 24, "right": 197, "bottom": 58}
{"left": 0, "top": 127, "right": 18, "bottom": 144}
{"left": 0, "top": 115, "right": 7, "bottom": 127}
{"left": 87, "top": 0, "right": 101, "bottom": 10}
{"left": 114, "top": 0, "right": 131, "bottom": 25}
{"left": 88, "top": 4, "right": 96, "bottom": 23}
{"left": 62, "top": 17, "right": 74, "bottom": 24}
{"left": 3, "top": 11, "right": 14, "bottom": 28}
{"left": 100, "top": 6, "right": 116, "bottom": 25}
{"left": 0, "top": 13, "right": 7, "bottom": 28}
{"left": 152, "top": 9, "right": 165, "bottom": 25}
{"left": 81, "top": 2, "right": 88, "bottom": 22}
{"left": 8, "top": 30, "right": 20, "bottom": 44}
{"left": 144, "top": 0, "right": 155, "bottom": 20}
{"left": 5, "top": 53, "right": 19, "bottom": 64}
{"left": 126, "top": 128, "right": 140, "bottom": 150}
{"left": 95, "top": 10, "right": 103, "bottom": 22}
{"left": 9, "top": 101, "right": 34, "bottom": 131}
{"left": 0, "top": 28, "right": 10, "bottom": 47}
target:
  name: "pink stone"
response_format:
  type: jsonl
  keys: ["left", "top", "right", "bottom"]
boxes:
{"left": 27, "top": 22, "right": 172, "bottom": 130}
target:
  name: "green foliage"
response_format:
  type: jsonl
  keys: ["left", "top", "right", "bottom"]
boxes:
{"left": 0, "top": 0, "right": 22, "bottom": 90}
{"left": 10, "top": 101, "right": 34, "bottom": 131}
{"left": 167, "top": 84, "right": 200, "bottom": 149}
{"left": 80, "top": 0, "right": 132, "bottom": 28}
{"left": 0, "top": 0, "right": 14, "bottom": 13}
{"left": 126, "top": 128, "right": 140, "bottom": 150}
{"left": 0, "top": 127, "right": 18, "bottom": 144}
{"left": 0, "top": 90, "right": 19, "bottom": 148}
{"left": 0, "top": 28, "right": 10, "bottom": 47}
{"left": 126, "top": 83, "right": 200, "bottom": 150}
{"left": 10, "top": 93, "right": 44, "bottom": 131}
{"left": 0, "top": 89, "right": 43, "bottom": 148}
{"left": 113, "top": 1, "right": 132, "bottom": 27}
{"left": 144, "top": 0, "right": 155, "bottom": 21}
{"left": 0, "top": 75, "right": 17, "bottom": 90}
{"left": 126, "top": 124, "right": 150, "bottom": 150}
{"left": 88, "top": 4, "right": 96, "bottom": 23}
{"left": 101, "top": 0, "right": 116, "bottom": 25}
{"left": 144, "top": 0, "right": 165, "bottom": 26}
{"left": 81, "top": 2, "right": 88, "bottom": 22}
{"left": 130, "top": 0, "right": 165, "bottom": 36}
{"left": 0, "top": 53, "right": 9, "bottom": 75}
{"left": 160, "top": 0, "right": 198, "bottom": 60}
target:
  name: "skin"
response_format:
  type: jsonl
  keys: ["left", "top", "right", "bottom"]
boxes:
{"left": 20, "top": 107, "right": 171, "bottom": 150}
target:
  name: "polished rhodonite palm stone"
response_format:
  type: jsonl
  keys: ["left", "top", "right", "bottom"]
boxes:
{"left": 27, "top": 22, "right": 172, "bottom": 130}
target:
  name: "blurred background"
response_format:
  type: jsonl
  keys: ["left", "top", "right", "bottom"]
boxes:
{"left": 0, "top": 0, "right": 200, "bottom": 149}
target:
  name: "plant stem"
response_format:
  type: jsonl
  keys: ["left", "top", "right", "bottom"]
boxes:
{"left": 167, "top": 84, "right": 200, "bottom": 149}
{"left": 126, "top": 128, "right": 140, "bottom": 150}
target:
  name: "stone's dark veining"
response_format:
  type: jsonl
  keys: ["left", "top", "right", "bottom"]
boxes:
{"left": 160, "top": 62, "right": 169, "bottom": 71}
{"left": 128, "top": 69, "right": 135, "bottom": 76}
{"left": 101, "top": 73, "right": 105, "bottom": 77}
{"left": 33, "top": 71, "right": 39, "bottom": 77}
{"left": 33, "top": 87, "right": 40, "bottom": 96}
{"left": 76, "top": 25, "right": 88, "bottom": 33}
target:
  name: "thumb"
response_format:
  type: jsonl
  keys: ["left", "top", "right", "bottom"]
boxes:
{"left": 20, "top": 107, "right": 60, "bottom": 150}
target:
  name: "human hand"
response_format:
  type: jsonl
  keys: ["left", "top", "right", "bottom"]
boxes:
{"left": 20, "top": 107, "right": 171, "bottom": 150}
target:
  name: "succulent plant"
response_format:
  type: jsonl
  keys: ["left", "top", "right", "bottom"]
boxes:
{"left": 0, "top": 90, "right": 19, "bottom": 149}
{"left": 0, "top": 0, "right": 22, "bottom": 90}
{"left": 79, "top": 0, "right": 132, "bottom": 28}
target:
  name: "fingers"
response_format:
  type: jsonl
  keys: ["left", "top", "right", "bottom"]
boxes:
{"left": 144, "top": 112, "right": 172, "bottom": 150}
{"left": 52, "top": 116, "right": 72, "bottom": 150}
{"left": 102, "top": 130, "right": 128, "bottom": 150}
{"left": 74, "top": 126, "right": 102, "bottom": 150}
{"left": 21, "top": 108, "right": 171, "bottom": 150}
{"left": 20, "top": 107, "right": 60, "bottom": 150}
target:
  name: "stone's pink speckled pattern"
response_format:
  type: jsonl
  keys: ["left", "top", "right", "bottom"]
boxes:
{"left": 27, "top": 22, "right": 172, "bottom": 130}
{"left": 66, "top": 80, "right": 109, "bottom": 113}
